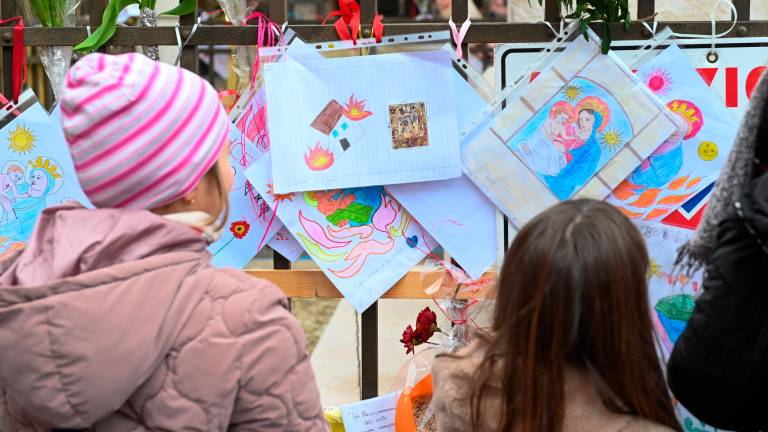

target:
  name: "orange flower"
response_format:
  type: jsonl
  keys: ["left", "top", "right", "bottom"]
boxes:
{"left": 230, "top": 221, "right": 251, "bottom": 239}
{"left": 342, "top": 94, "right": 373, "bottom": 121}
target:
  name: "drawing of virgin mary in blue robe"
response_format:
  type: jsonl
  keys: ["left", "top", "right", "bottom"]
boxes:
{"left": 541, "top": 109, "right": 603, "bottom": 200}
{"left": 0, "top": 164, "right": 58, "bottom": 242}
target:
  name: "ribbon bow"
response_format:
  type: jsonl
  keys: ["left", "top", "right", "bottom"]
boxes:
{"left": 324, "top": 0, "right": 384, "bottom": 45}
{"left": 448, "top": 17, "right": 471, "bottom": 59}
{"left": 0, "top": 17, "right": 25, "bottom": 103}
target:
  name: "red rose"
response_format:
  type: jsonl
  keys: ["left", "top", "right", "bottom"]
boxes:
{"left": 400, "top": 325, "right": 416, "bottom": 355}
{"left": 414, "top": 307, "right": 440, "bottom": 343}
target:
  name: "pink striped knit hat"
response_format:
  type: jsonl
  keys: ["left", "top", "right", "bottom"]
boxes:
{"left": 60, "top": 53, "right": 230, "bottom": 209}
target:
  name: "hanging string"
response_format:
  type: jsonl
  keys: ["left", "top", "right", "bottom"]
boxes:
{"left": 0, "top": 17, "right": 26, "bottom": 103}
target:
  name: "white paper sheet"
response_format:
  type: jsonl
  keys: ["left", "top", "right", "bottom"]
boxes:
{"left": 264, "top": 49, "right": 461, "bottom": 193}
{"left": 340, "top": 392, "right": 398, "bottom": 432}
{"left": 386, "top": 71, "right": 496, "bottom": 279}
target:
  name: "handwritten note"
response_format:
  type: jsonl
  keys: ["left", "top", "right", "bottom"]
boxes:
{"left": 340, "top": 392, "right": 398, "bottom": 432}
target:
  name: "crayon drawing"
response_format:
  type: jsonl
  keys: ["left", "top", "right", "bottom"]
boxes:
{"left": 462, "top": 32, "right": 680, "bottom": 229}
{"left": 508, "top": 78, "right": 633, "bottom": 200}
{"left": 264, "top": 49, "right": 460, "bottom": 193}
{"left": 609, "top": 44, "right": 738, "bottom": 221}
{"left": 0, "top": 91, "right": 90, "bottom": 259}
{"left": 637, "top": 220, "right": 725, "bottom": 431}
{"left": 386, "top": 71, "right": 497, "bottom": 280}
{"left": 246, "top": 148, "right": 433, "bottom": 313}
{"left": 208, "top": 89, "right": 284, "bottom": 269}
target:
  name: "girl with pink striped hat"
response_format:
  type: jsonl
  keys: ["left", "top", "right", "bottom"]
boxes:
{"left": 0, "top": 53, "right": 328, "bottom": 431}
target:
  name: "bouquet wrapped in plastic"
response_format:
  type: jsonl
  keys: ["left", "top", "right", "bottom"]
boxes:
{"left": 21, "top": 0, "right": 80, "bottom": 101}
{"left": 392, "top": 263, "right": 494, "bottom": 431}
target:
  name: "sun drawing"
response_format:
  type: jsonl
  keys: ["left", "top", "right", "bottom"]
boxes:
{"left": 600, "top": 129, "right": 624, "bottom": 150}
{"left": 7, "top": 124, "right": 35, "bottom": 154}
{"left": 644, "top": 68, "right": 673, "bottom": 95}
{"left": 562, "top": 84, "right": 582, "bottom": 101}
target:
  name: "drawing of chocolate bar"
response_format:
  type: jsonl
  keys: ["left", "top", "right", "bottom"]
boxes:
{"left": 311, "top": 100, "right": 343, "bottom": 135}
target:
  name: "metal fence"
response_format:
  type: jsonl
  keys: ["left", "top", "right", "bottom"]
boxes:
{"left": 0, "top": 0, "right": 761, "bottom": 400}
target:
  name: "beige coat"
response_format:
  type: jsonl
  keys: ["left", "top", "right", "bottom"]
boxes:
{"left": 432, "top": 343, "right": 677, "bottom": 432}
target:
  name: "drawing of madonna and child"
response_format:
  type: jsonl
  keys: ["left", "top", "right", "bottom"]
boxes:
{"left": 0, "top": 157, "right": 64, "bottom": 253}
{"left": 510, "top": 78, "right": 632, "bottom": 201}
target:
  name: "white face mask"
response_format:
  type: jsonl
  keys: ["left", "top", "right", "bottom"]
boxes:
{"left": 162, "top": 211, "right": 224, "bottom": 244}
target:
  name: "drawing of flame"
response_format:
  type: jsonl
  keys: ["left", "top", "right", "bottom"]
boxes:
{"left": 304, "top": 142, "right": 335, "bottom": 171}
{"left": 613, "top": 175, "right": 702, "bottom": 221}
{"left": 342, "top": 94, "right": 372, "bottom": 121}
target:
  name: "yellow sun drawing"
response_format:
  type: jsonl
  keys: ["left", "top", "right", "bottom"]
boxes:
{"left": 562, "top": 85, "right": 582, "bottom": 101}
{"left": 7, "top": 124, "right": 36, "bottom": 154}
{"left": 600, "top": 129, "right": 623, "bottom": 150}
{"left": 648, "top": 259, "right": 662, "bottom": 279}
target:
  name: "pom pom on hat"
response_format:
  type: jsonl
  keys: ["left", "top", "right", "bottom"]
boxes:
{"left": 60, "top": 53, "right": 229, "bottom": 210}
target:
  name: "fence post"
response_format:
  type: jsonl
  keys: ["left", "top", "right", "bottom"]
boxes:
{"left": 0, "top": 0, "right": 16, "bottom": 98}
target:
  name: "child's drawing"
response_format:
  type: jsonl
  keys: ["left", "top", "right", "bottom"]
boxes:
{"left": 208, "top": 88, "right": 285, "bottom": 269}
{"left": 7, "top": 124, "right": 36, "bottom": 154}
{"left": 508, "top": 78, "right": 633, "bottom": 200}
{"left": 305, "top": 95, "right": 370, "bottom": 171}
{"left": 462, "top": 33, "right": 679, "bottom": 230}
{"left": 637, "top": 220, "right": 723, "bottom": 432}
{"left": 0, "top": 91, "right": 90, "bottom": 259}
{"left": 304, "top": 142, "right": 335, "bottom": 171}
{"left": 389, "top": 102, "right": 429, "bottom": 150}
{"left": 264, "top": 49, "right": 460, "bottom": 193}
{"left": 609, "top": 45, "right": 737, "bottom": 221}
{"left": 246, "top": 146, "right": 434, "bottom": 313}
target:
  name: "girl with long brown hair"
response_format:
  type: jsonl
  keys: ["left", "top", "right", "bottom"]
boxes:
{"left": 432, "top": 199, "right": 682, "bottom": 432}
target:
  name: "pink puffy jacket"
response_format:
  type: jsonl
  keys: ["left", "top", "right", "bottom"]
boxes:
{"left": 0, "top": 205, "right": 328, "bottom": 431}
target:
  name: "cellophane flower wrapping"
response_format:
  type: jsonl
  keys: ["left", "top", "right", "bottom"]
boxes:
{"left": 216, "top": 0, "right": 257, "bottom": 95}
{"left": 391, "top": 264, "right": 493, "bottom": 431}
{"left": 391, "top": 348, "right": 438, "bottom": 432}
{"left": 21, "top": 0, "right": 80, "bottom": 101}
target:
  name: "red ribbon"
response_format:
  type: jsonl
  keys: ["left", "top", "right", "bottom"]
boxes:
{"left": 324, "top": 0, "right": 384, "bottom": 45}
{"left": 0, "top": 17, "right": 26, "bottom": 103}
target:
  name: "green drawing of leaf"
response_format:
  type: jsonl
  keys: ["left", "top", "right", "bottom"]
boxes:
{"left": 326, "top": 202, "right": 373, "bottom": 227}
{"left": 161, "top": 0, "right": 196, "bottom": 16}
{"left": 655, "top": 294, "right": 695, "bottom": 321}
{"left": 74, "top": 0, "right": 139, "bottom": 53}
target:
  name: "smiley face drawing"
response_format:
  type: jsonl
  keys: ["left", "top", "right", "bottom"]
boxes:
{"left": 698, "top": 141, "right": 718, "bottom": 161}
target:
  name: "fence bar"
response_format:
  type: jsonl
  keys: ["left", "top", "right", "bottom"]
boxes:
{"left": 267, "top": 0, "right": 287, "bottom": 25}
{"left": 733, "top": 0, "right": 750, "bottom": 21}
{"left": 545, "top": 0, "right": 560, "bottom": 22}
{"left": 0, "top": 0, "right": 16, "bottom": 98}
{"left": 637, "top": 0, "right": 655, "bottom": 19}
{"left": 361, "top": 0, "right": 379, "bottom": 27}
{"left": 360, "top": 301, "right": 378, "bottom": 399}
{"left": 6, "top": 21, "right": 763, "bottom": 46}
{"left": 179, "top": 5, "right": 198, "bottom": 72}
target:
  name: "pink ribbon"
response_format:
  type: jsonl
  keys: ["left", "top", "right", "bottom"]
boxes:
{"left": 244, "top": 12, "right": 284, "bottom": 84}
{"left": 447, "top": 17, "right": 471, "bottom": 59}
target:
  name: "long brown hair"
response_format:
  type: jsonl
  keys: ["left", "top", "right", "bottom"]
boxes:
{"left": 471, "top": 199, "right": 681, "bottom": 432}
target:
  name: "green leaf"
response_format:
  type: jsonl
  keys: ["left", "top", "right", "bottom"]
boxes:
{"left": 532, "top": 0, "right": 632, "bottom": 55}
{"left": 161, "top": 0, "right": 196, "bottom": 16}
{"left": 326, "top": 203, "right": 374, "bottom": 227}
{"left": 601, "top": 21, "right": 612, "bottom": 54}
{"left": 74, "top": 0, "right": 139, "bottom": 53}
